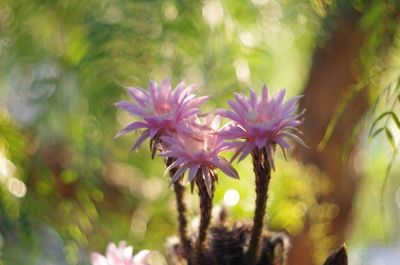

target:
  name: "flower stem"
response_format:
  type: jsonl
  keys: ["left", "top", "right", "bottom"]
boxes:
{"left": 166, "top": 158, "right": 192, "bottom": 260}
{"left": 246, "top": 147, "right": 272, "bottom": 265}
{"left": 195, "top": 171, "right": 214, "bottom": 265}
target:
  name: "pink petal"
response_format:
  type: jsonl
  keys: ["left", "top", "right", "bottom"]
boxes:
{"left": 261, "top": 84, "right": 270, "bottom": 104}
{"left": 128, "top": 87, "right": 149, "bottom": 107}
{"left": 171, "top": 164, "right": 189, "bottom": 182}
{"left": 180, "top": 94, "right": 196, "bottom": 106}
{"left": 219, "top": 140, "right": 242, "bottom": 151}
{"left": 238, "top": 142, "right": 255, "bottom": 162}
{"left": 164, "top": 157, "right": 188, "bottom": 175}
{"left": 178, "top": 84, "right": 196, "bottom": 103}
{"left": 188, "top": 164, "right": 200, "bottom": 182}
{"left": 218, "top": 126, "right": 247, "bottom": 139}
{"left": 172, "top": 81, "right": 186, "bottom": 102}
{"left": 234, "top": 93, "right": 251, "bottom": 112}
{"left": 114, "top": 101, "right": 145, "bottom": 116}
{"left": 91, "top": 253, "right": 108, "bottom": 265}
{"left": 106, "top": 243, "right": 121, "bottom": 264}
{"left": 183, "top": 84, "right": 197, "bottom": 97}
{"left": 114, "top": 121, "right": 148, "bottom": 138}
{"left": 202, "top": 167, "right": 213, "bottom": 197}
{"left": 129, "top": 129, "right": 150, "bottom": 152}
{"left": 187, "top": 95, "right": 209, "bottom": 108}
{"left": 229, "top": 142, "right": 246, "bottom": 162}
{"left": 281, "top": 131, "right": 308, "bottom": 147}
{"left": 122, "top": 246, "right": 133, "bottom": 259}
{"left": 227, "top": 100, "right": 247, "bottom": 125}
{"left": 161, "top": 135, "right": 180, "bottom": 146}
{"left": 274, "top": 137, "right": 289, "bottom": 149}
{"left": 278, "top": 143, "right": 288, "bottom": 160}
{"left": 149, "top": 80, "right": 158, "bottom": 103}
{"left": 215, "top": 158, "right": 239, "bottom": 179}
{"left": 265, "top": 144, "right": 276, "bottom": 171}
{"left": 149, "top": 127, "right": 159, "bottom": 138}
{"left": 255, "top": 137, "right": 267, "bottom": 148}
{"left": 159, "top": 78, "right": 171, "bottom": 101}
{"left": 282, "top": 95, "right": 302, "bottom": 115}
{"left": 218, "top": 110, "right": 245, "bottom": 127}
{"left": 210, "top": 115, "right": 220, "bottom": 130}
{"left": 133, "top": 250, "right": 151, "bottom": 265}
{"left": 275, "top": 89, "right": 286, "bottom": 107}
{"left": 249, "top": 89, "right": 258, "bottom": 109}
{"left": 176, "top": 108, "right": 200, "bottom": 121}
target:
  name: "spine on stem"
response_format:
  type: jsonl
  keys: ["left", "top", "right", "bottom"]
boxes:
{"left": 195, "top": 171, "right": 214, "bottom": 265}
{"left": 246, "top": 147, "right": 272, "bottom": 265}
{"left": 166, "top": 158, "right": 192, "bottom": 260}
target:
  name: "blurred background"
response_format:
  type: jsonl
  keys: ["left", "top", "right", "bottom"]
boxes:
{"left": 0, "top": 0, "right": 400, "bottom": 264}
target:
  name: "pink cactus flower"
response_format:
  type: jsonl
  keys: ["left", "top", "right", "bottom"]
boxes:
{"left": 161, "top": 115, "right": 239, "bottom": 196}
{"left": 219, "top": 85, "right": 305, "bottom": 169}
{"left": 91, "top": 241, "right": 150, "bottom": 265}
{"left": 114, "top": 78, "right": 208, "bottom": 153}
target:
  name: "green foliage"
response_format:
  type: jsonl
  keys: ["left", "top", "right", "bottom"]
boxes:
{"left": 0, "top": 0, "right": 399, "bottom": 264}
{"left": 0, "top": 0, "right": 320, "bottom": 263}
{"left": 368, "top": 71, "right": 400, "bottom": 229}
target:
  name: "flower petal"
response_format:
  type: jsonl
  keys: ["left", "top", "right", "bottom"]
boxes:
{"left": 265, "top": 144, "right": 276, "bottom": 171}
{"left": 129, "top": 129, "right": 150, "bottom": 152}
{"left": 91, "top": 253, "right": 109, "bottom": 265}
{"left": 249, "top": 89, "right": 258, "bottom": 109}
{"left": 149, "top": 80, "right": 158, "bottom": 103}
{"left": 133, "top": 250, "right": 151, "bottom": 264}
{"left": 114, "top": 121, "right": 148, "bottom": 138}
{"left": 172, "top": 81, "right": 186, "bottom": 102}
{"left": 215, "top": 157, "right": 239, "bottom": 179}
{"left": 255, "top": 136, "right": 267, "bottom": 148}
{"left": 238, "top": 142, "right": 256, "bottom": 162}
{"left": 114, "top": 101, "right": 145, "bottom": 116}
{"left": 159, "top": 78, "right": 171, "bottom": 102}
{"left": 171, "top": 164, "right": 189, "bottom": 182}
{"left": 188, "top": 164, "right": 200, "bottom": 182}
{"left": 128, "top": 87, "right": 149, "bottom": 107}
{"left": 202, "top": 167, "right": 213, "bottom": 197}
{"left": 281, "top": 131, "right": 308, "bottom": 148}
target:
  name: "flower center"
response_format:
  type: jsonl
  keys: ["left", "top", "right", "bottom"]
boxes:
{"left": 148, "top": 101, "right": 176, "bottom": 117}
{"left": 246, "top": 111, "right": 258, "bottom": 124}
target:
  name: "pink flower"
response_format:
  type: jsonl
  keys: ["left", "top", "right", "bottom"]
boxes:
{"left": 91, "top": 241, "right": 150, "bottom": 265}
{"left": 219, "top": 85, "right": 305, "bottom": 169}
{"left": 114, "top": 78, "right": 208, "bottom": 153}
{"left": 161, "top": 115, "right": 239, "bottom": 196}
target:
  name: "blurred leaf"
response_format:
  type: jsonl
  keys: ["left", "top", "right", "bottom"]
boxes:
{"left": 369, "top": 127, "right": 384, "bottom": 139}
{"left": 384, "top": 128, "right": 397, "bottom": 151}
{"left": 369, "top": 111, "right": 400, "bottom": 136}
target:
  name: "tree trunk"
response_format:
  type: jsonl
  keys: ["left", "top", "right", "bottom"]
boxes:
{"left": 288, "top": 12, "right": 368, "bottom": 265}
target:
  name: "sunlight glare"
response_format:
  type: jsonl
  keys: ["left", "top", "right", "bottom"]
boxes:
{"left": 202, "top": 1, "right": 224, "bottom": 27}
{"left": 234, "top": 59, "right": 250, "bottom": 83}
{"left": 224, "top": 189, "right": 240, "bottom": 206}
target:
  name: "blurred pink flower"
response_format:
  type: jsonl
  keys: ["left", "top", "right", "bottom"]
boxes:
{"left": 219, "top": 85, "right": 305, "bottom": 169}
{"left": 114, "top": 78, "right": 208, "bottom": 152}
{"left": 161, "top": 115, "right": 239, "bottom": 196}
{"left": 91, "top": 241, "right": 150, "bottom": 265}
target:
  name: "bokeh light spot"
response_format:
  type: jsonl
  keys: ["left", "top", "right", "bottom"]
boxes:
{"left": 234, "top": 59, "right": 250, "bottom": 83}
{"left": 164, "top": 3, "right": 178, "bottom": 21}
{"left": 0, "top": 153, "right": 15, "bottom": 180}
{"left": 239, "top": 31, "right": 256, "bottom": 47}
{"left": 7, "top": 178, "right": 26, "bottom": 197}
{"left": 202, "top": 1, "right": 224, "bottom": 27}
{"left": 224, "top": 189, "right": 240, "bottom": 206}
